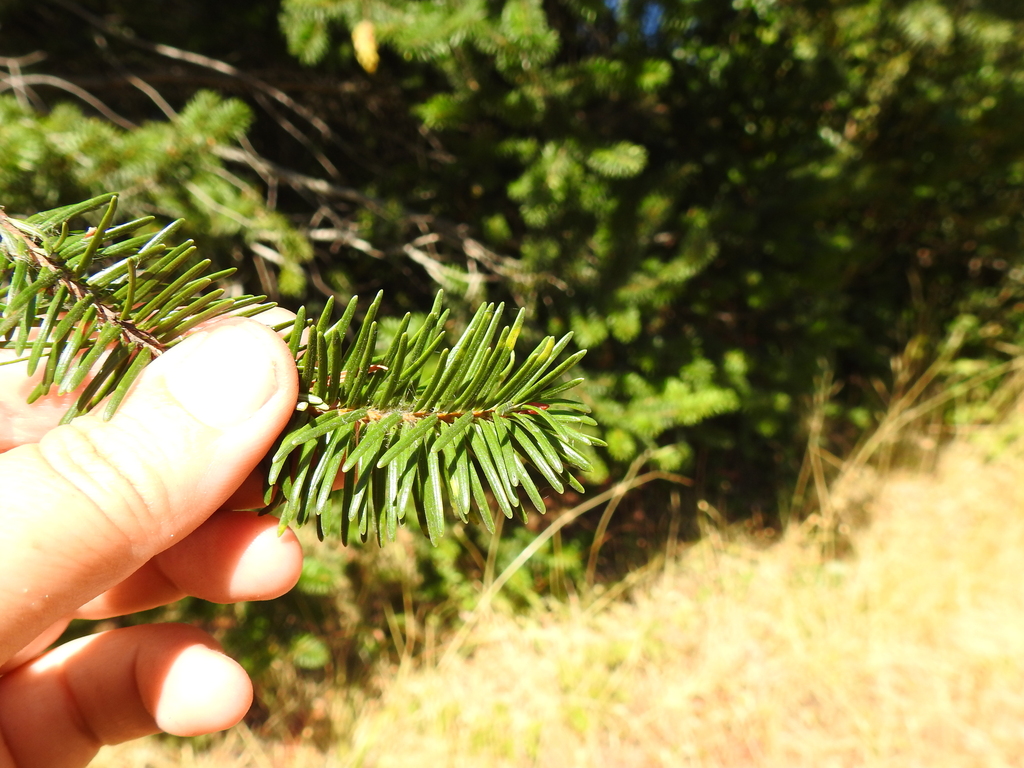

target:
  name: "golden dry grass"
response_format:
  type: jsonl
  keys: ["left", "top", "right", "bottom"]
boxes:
{"left": 95, "top": 423, "right": 1024, "bottom": 768}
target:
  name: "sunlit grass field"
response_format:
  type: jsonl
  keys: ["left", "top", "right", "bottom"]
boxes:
{"left": 95, "top": 415, "right": 1024, "bottom": 767}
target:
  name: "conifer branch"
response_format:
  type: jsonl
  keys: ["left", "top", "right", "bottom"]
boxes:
{"left": 0, "top": 194, "right": 601, "bottom": 546}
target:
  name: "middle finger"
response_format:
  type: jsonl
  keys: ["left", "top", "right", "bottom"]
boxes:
{"left": 74, "top": 511, "right": 303, "bottom": 619}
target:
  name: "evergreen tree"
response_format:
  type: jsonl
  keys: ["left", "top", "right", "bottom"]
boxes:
{"left": 2, "top": 0, "right": 1023, "bottom": 522}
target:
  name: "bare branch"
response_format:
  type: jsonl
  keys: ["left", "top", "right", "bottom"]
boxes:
{"left": 47, "top": 0, "right": 337, "bottom": 142}
{"left": 250, "top": 242, "right": 285, "bottom": 265}
{"left": 0, "top": 52, "right": 48, "bottom": 68}
{"left": 0, "top": 73, "right": 136, "bottom": 129}
{"left": 125, "top": 73, "right": 178, "bottom": 120}
{"left": 0, "top": 52, "right": 48, "bottom": 110}
{"left": 250, "top": 90, "right": 341, "bottom": 180}
{"left": 307, "top": 228, "right": 384, "bottom": 258}
{"left": 213, "top": 146, "right": 376, "bottom": 209}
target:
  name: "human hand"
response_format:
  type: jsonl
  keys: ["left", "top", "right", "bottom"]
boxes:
{"left": 0, "top": 318, "right": 303, "bottom": 768}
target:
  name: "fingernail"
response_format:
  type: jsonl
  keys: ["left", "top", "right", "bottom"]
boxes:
{"left": 164, "top": 323, "right": 281, "bottom": 430}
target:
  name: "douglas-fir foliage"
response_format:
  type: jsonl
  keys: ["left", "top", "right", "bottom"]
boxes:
{"left": 0, "top": 194, "right": 600, "bottom": 546}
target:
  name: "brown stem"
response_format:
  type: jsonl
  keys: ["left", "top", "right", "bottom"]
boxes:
{"left": 0, "top": 211, "right": 166, "bottom": 356}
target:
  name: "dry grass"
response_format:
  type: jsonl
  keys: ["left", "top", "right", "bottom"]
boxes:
{"left": 94, "top": 419, "right": 1024, "bottom": 768}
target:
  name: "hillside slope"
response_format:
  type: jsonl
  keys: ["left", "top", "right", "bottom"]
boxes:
{"left": 97, "top": 426, "right": 1024, "bottom": 767}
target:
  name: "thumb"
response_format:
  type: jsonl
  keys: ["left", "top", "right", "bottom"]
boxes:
{"left": 0, "top": 319, "right": 298, "bottom": 664}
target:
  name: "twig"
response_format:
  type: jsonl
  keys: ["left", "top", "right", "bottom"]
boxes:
{"left": 0, "top": 210, "right": 165, "bottom": 355}
{"left": 125, "top": 73, "right": 177, "bottom": 120}
{"left": 250, "top": 91, "right": 341, "bottom": 181}
{"left": 308, "top": 228, "right": 384, "bottom": 258}
{"left": 0, "top": 52, "right": 47, "bottom": 110}
{"left": 0, "top": 73, "right": 136, "bottom": 129}
{"left": 213, "top": 146, "right": 375, "bottom": 209}
{"left": 47, "top": 0, "right": 336, "bottom": 141}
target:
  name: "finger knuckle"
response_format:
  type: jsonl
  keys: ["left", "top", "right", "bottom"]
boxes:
{"left": 37, "top": 421, "right": 171, "bottom": 549}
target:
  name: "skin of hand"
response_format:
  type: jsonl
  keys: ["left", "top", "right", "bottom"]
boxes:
{"left": 0, "top": 317, "right": 304, "bottom": 768}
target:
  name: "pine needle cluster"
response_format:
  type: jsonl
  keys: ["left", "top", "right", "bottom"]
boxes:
{"left": 0, "top": 194, "right": 600, "bottom": 545}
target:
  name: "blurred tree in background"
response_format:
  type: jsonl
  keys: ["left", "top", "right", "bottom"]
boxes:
{"left": 3, "top": 0, "right": 1024, "bottom": 736}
